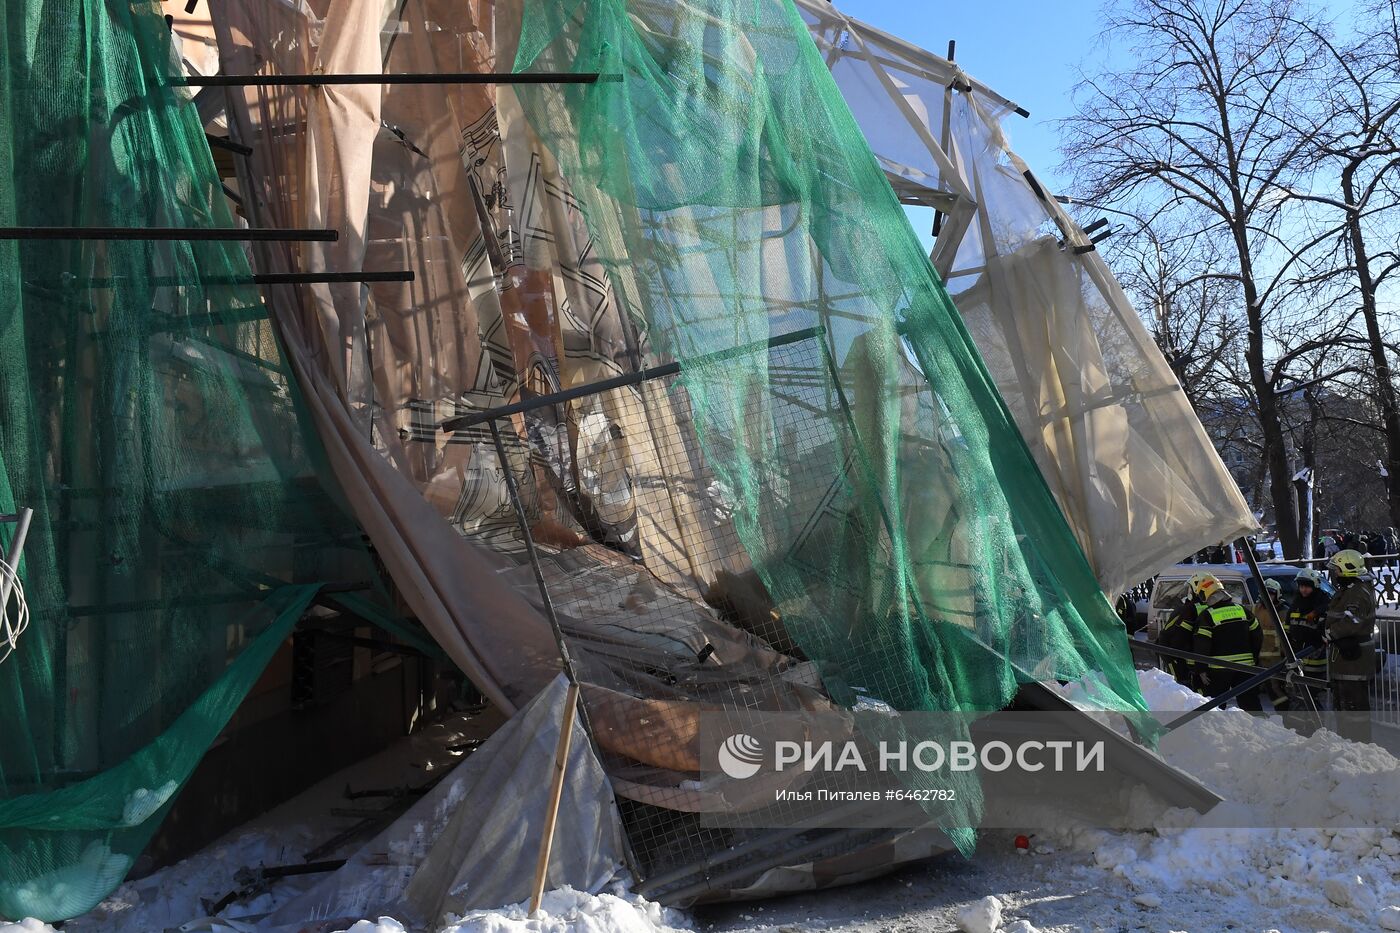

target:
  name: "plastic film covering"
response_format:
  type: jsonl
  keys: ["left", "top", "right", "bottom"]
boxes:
{"left": 0, "top": 1, "right": 380, "bottom": 921}
{"left": 509, "top": 0, "right": 1147, "bottom": 861}
{"left": 263, "top": 675, "right": 623, "bottom": 929}
{"left": 797, "top": 0, "right": 1257, "bottom": 596}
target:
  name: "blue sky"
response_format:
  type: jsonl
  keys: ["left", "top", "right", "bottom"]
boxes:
{"left": 835, "top": 0, "right": 1113, "bottom": 192}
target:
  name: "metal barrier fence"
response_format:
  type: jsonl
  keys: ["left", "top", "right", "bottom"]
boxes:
{"left": 1264, "top": 553, "right": 1400, "bottom": 608}
{"left": 1379, "top": 616, "right": 1400, "bottom": 729}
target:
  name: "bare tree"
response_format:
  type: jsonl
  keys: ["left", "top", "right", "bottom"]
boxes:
{"left": 1291, "top": 1, "right": 1400, "bottom": 529}
{"left": 1095, "top": 212, "right": 1245, "bottom": 411}
{"left": 1062, "top": 0, "right": 1331, "bottom": 556}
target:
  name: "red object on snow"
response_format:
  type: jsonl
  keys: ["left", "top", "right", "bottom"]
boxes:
{"left": 1014, "top": 834, "right": 1030, "bottom": 850}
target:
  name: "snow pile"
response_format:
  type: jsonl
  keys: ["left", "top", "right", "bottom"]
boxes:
{"left": 121, "top": 780, "right": 179, "bottom": 826}
{"left": 334, "top": 886, "right": 688, "bottom": 933}
{"left": 442, "top": 885, "right": 688, "bottom": 933}
{"left": 3, "top": 841, "right": 131, "bottom": 923}
{"left": 1057, "top": 668, "right": 1400, "bottom": 929}
{"left": 1132, "top": 666, "right": 1205, "bottom": 712}
{"left": 68, "top": 826, "right": 324, "bottom": 932}
{"left": 1001, "top": 922, "right": 1041, "bottom": 933}
{"left": 0, "top": 921, "right": 57, "bottom": 933}
{"left": 1052, "top": 665, "right": 1203, "bottom": 716}
{"left": 954, "top": 894, "right": 1001, "bottom": 933}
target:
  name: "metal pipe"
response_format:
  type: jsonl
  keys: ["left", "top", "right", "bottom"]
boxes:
{"left": 443, "top": 327, "right": 825, "bottom": 432}
{"left": 2, "top": 508, "right": 31, "bottom": 565}
{"left": 488, "top": 420, "right": 582, "bottom": 686}
{"left": 252, "top": 271, "right": 413, "bottom": 285}
{"left": 49, "top": 270, "right": 413, "bottom": 287}
{"left": 1238, "top": 536, "right": 1320, "bottom": 718}
{"left": 176, "top": 73, "right": 612, "bottom": 88}
{"left": 485, "top": 420, "right": 648, "bottom": 884}
{"left": 0, "top": 226, "right": 337, "bottom": 242}
{"left": 0, "top": 507, "right": 32, "bottom": 611}
{"left": 309, "top": 629, "right": 430, "bottom": 658}
{"left": 1164, "top": 645, "right": 1321, "bottom": 733}
{"left": 205, "top": 133, "right": 253, "bottom": 156}
{"left": 1129, "top": 638, "right": 1329, "bottom": 691}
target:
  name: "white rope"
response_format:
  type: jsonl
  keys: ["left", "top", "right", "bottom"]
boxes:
{"left": 0, "top": 556, "right": 28, "bottom": 665}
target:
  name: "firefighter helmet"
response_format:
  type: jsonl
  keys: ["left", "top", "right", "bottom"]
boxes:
{"left": 1188, "top": 571, "right": 1223, "bottom": 601}
{"left": 1328, "top": 548, "right": 1366, "bottom": 579}
{"left": 1263, "top": 578, "right": 1282, "bottom": 596}
{"left": 1294, "top": 568, "right": 1323, "bottom": 588}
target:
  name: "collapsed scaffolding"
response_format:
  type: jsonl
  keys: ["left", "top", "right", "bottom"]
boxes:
{"left": 0, "top": 0, "right": 1249, "bottom": 922}
{"left": 794, "top": 0, "right": 1256, "bottom": 597}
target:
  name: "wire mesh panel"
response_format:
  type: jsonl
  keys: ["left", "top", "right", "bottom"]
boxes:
{"left": 495, "top": 0, "right": 1158, "bottom": 899}
{"left": 443, "top": 328, "right": 917, "bottom": 894}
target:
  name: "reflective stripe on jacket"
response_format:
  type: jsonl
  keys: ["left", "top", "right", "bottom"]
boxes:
{"left": 1287, "top": 590, "right": 1331, "bottom": 672}
{"left": 1327, "top": 579, "right": 1376, "bottom": 681}
{"left": 1192, "top": 601, "right": 1261, "bottom": 668}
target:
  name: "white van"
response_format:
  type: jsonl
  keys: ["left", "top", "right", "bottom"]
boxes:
{"left": 1141, "top": 563, "right": 1331, "bottom": 641}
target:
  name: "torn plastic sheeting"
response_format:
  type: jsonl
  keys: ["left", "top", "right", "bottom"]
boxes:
{"left": 263, "top": 674, "right": 624, "bottom": 930}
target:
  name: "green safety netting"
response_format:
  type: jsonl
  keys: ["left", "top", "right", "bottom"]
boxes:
{"left": 513, "top": 0, "right": 1148, "bottom": 848}
{"left": 0, "top": 0, "right": 382, "bottom": 920}
{"left": 0, "top": 0, "right": 1158, "bottom": 916}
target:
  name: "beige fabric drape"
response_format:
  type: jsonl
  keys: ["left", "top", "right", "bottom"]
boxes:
{"left": 208, "top": 0, "right": 562, "bottom": 712}
{"left": 201, "top": 0, "right": 841, "bottom": 803}
{"left": 202, "top": 0, "right": 779, "bottom": 745}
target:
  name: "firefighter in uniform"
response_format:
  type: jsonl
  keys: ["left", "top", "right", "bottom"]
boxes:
{"left": 1190, "top": 571, "right": 1264, "bottom": 710}
{"left": 1255, "top": 578, "right": 1291, "bottom": 712}
{"left": 1156, "top": 585, "right": 1202, "bottom": 687}
{"left": 1325, "top": 549, "right": 1376, "bottom": 743}
{"left": 1283, "top": 567, "right": 1330, "bottom": 731}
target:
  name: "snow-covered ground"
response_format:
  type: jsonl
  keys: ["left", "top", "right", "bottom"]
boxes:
{"left": 698, "top": 670, "right": 1400, "bottom": 933}
{"left": 332, "top": 886, "right": 690, "bottom": 933}
{"left": 10, "top": 669, "right": 1399, "bottom": 933}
